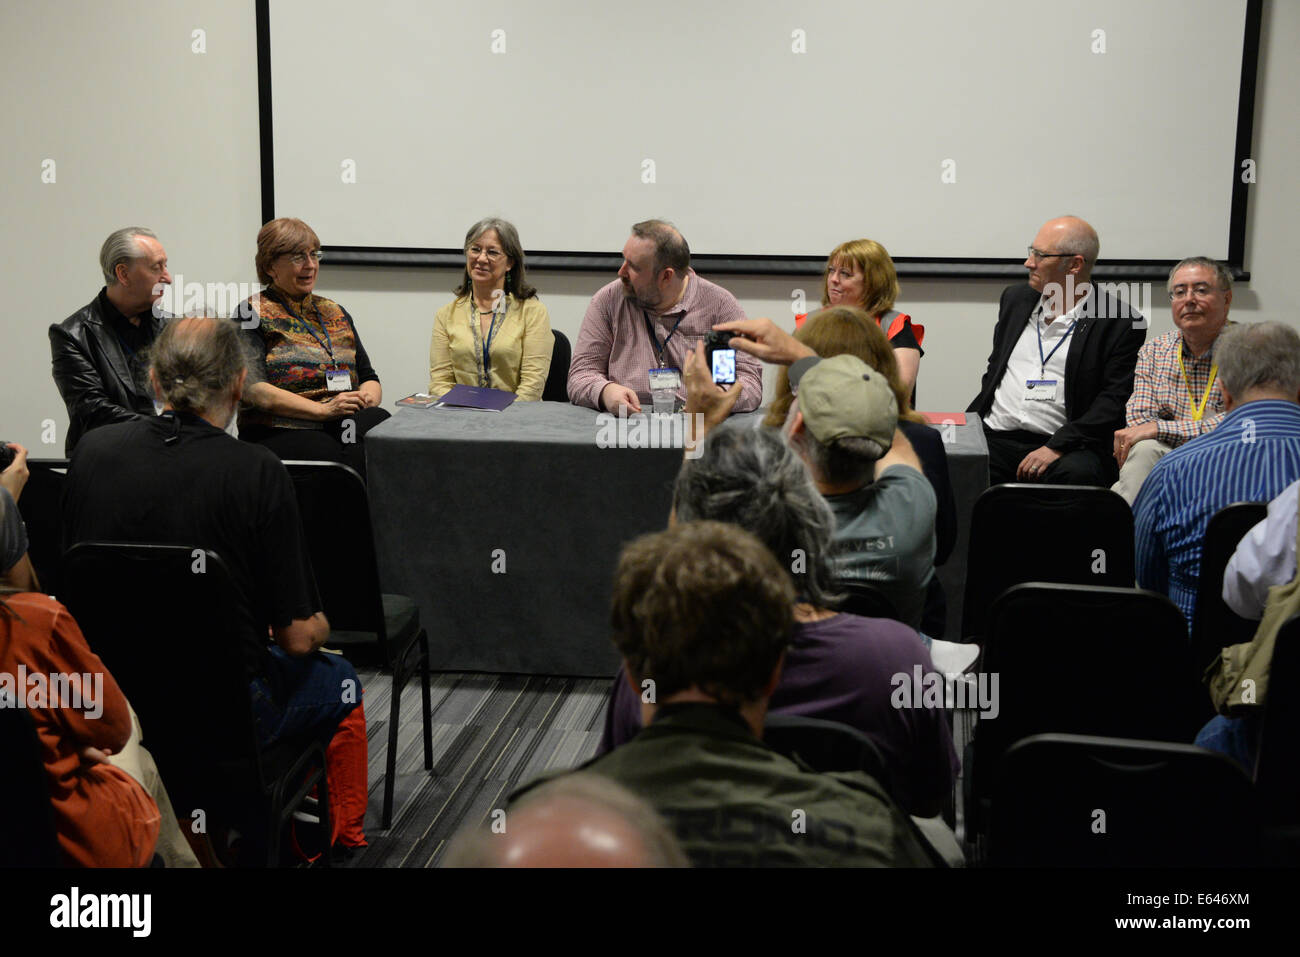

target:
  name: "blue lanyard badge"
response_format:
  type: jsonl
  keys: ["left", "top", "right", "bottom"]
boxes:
{"left": 479, "top": 301, "right": 506, "bottom": 387}
{"left": 643, "top": 311, "right": 686, "bottom": 368}
{"left": 1036, "top": 316, "right": 1076, "bottom": 376}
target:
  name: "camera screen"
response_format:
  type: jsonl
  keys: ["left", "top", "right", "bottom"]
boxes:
{"left": 711, "top": 348, "right": 736, "bottom": 385}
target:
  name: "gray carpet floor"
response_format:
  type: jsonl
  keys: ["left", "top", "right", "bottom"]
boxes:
{"left": 340, "top": 667, "right": 609, "bottom": 868}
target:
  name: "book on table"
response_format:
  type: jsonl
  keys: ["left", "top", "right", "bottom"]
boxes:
{"left": 434, "top": 385, "right": 516, "bottom": 412}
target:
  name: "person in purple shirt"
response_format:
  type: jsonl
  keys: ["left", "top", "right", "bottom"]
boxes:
{"left": 597, "top": 424, "right": 958, "bottom": 817}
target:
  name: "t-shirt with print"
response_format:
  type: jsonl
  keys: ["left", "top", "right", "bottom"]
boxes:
{"left": 825, "top": 465, "right": 937, "bottom": 631}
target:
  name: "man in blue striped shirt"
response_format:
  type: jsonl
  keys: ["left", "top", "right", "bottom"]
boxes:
{"left": 1135, "top": 322, "right": 1300, "bottom": 629}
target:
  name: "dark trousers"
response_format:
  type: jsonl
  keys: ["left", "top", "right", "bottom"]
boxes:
{"left": 240, "top": 406, "right": 390, "bottom": 480}
{"left": 983, "top": 426, "right": 1116, "bottom": 487}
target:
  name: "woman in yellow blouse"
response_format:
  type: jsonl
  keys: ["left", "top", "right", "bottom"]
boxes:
{"left": 429, "top": 218, "right": 554, "bottom": 400}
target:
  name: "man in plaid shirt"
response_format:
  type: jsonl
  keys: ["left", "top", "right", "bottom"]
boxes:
{"left": 1112, "top": 258, "right": 1234, "bottom": 504}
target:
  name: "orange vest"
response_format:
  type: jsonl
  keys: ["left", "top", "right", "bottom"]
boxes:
{"left": 794, "top": 309, "right": 924, "bottom": 348}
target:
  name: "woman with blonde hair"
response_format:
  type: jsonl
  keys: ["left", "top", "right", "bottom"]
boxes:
{"left": 799, "top": 239, "right": 923, "bottom": 394}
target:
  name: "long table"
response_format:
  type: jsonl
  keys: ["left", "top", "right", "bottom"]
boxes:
{"left": 366, "top": 402, "right": 987, "bottom": 675}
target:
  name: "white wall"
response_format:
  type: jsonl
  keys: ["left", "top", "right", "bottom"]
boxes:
{"left": 3, "top": 0, "right": 1297, "bottom": 453}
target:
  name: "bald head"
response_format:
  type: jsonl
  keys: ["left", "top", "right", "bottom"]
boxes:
{"left": 1042, "top": 216, "right": 1099, "bottom": 274}
{"left": 442, "top": 773, "right": 688, "bottom": 868}
{"left": 149, "top": 317, "right": 248, "bottom": 421}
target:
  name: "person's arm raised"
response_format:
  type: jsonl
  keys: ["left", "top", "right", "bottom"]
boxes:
{"left": 713, "top": 318, "right": 816, "bottom": 366}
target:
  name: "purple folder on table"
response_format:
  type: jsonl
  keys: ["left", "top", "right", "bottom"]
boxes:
{"left": 437, "top": 384, "right": 516, "bottom": 411}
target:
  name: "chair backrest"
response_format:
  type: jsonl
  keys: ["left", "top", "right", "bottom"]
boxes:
{"left": 60, "top": 543, "right": 269, "bottom": 814}
{"left": 542, "top": 329, "right": 571, "bottom": 402}
{"left": 1191, "top": 501, "right": 1268, "bottom": 674}
{"left": 763, "top": 713, "right": 892, "bottom": 792}
{"left": 282, "top": 461, "right": 386, "bottom": 640}
{"left": 1255, "top": 616, "right": 1300, "bottom": 825}
{"left": 990, "top": 733, "right": 1259, "bottom": 866}
{"left": 15, "top": 458, "right": 69, "bottom": 595}
{"left": 973, "top": 583, "right": 1204, "bottom": 806}
{"left": 962, "top": 484, "right": 1135, "bottom": 640}
{"left": 832, "top": 580, "right": 902, "bottom": 623}
{"left": 0, "top": 706, "right": 60, "bottom": 867}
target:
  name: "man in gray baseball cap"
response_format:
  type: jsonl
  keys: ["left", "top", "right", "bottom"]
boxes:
{"left": 782, "top": 353, "right": 937, "bottom": 630}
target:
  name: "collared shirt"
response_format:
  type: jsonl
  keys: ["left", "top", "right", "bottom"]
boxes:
{"left": 428, "top": 293, "right": 554, "bottom": 400}
{"left": 96, "top": 287, "right": 158, "bottom": 397}
{"left": 566, "top": 270, "right": 762, "bottom": 411}
{"left": 1126, "top": 327, "right": 1229, "bottom": 446}
{"left": 1135, "top": 400, "right": 1300, "bottom": 628}
{"left": 1222, "top": 478, "right": 1300, "bottom": 619}
{"left": 984, "top": 285, "right": 1093, "bottom": 435}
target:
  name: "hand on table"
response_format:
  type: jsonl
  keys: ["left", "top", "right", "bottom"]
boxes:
{"left": 600, "top": 383, "right": 642, "bottom": 416}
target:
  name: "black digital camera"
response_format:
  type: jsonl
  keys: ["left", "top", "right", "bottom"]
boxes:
{"left": 0, "top": 443, "right": 13, "bottom": 472}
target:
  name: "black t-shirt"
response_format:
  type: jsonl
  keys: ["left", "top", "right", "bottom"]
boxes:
{"left": 63, "top": 412, "right": 320, "bottom": 677}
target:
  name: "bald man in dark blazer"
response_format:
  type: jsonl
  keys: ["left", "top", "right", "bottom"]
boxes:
{"left": 968, "top": 217, "right": 1146, "bottom": 487}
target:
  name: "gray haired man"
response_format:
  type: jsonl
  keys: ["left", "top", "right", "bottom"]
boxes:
{"left": 50, "top": 227, "right": 172, "bottom": 454}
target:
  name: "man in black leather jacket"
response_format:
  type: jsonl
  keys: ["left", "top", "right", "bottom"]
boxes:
{"left": 50, "top": 227, "right": 172, "bottom": 454}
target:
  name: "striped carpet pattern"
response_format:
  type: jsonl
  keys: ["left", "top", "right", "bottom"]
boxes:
{"left": 342, "top": 668, "right": 610, "bottom": 868}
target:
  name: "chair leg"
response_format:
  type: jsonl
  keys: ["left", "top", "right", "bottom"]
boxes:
{"left": 383, "top": 672, "right": 401, "bottom": 830}
{"left": 420, "top": 631, "right": 433, "bottom": 770}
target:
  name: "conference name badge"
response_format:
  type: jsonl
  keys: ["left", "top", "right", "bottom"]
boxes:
{"left": 648, "top": 368, "right": 681, "bottom": 392}
{"left": 325, "top": 368, "right": 352, "bottom": 392}
{"left": 1024, "top": 379, "right": 1059, "bottom": 402}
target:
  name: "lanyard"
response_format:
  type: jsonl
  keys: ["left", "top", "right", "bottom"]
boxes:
{"left": 1179, "top": 350, "right": 1219, "bottom": 422}
{"left": 1036, "top": 314, "right": 1077, "bottom": 377}
{"left": 479, "top": 299, "right": 506, "bottom": 387}
{"left": 643, "top": 311, "right": 686, "bottom": 368}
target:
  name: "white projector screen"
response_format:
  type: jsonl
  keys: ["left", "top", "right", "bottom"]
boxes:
{"left": 267, "top": 0, "right": 1253, "bottom": 263}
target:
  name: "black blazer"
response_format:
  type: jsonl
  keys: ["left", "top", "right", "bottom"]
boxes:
{"left": 49, "top": 291, "right": 169, "bottom": 455}
{"left": 966, "top": 283, "right": 1146, "bottom": 456}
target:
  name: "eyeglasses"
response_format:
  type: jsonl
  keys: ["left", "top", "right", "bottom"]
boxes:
{"left": 1169, "top": 283, "right": 1219, "bottom": 302}
{"left": 468, "top": 244, "right": 505, "bottom": 262}
{"left": 1027, "top": 247, "right": 1077, "bottom": 262}
{"left": 281, "top": 250, "right": 323, "bottom": 266}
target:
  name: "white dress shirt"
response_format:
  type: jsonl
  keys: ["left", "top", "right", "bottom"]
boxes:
{"left": 985, "top": 285, "right": 1093, "bottom": 435}
{"left": 1223, "top": 478, "right": 1300, "bottom": 619}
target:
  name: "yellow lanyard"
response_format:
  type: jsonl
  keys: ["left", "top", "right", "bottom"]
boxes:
{"left": 1178, "top": 349, "right": 1218, "bottom": 422}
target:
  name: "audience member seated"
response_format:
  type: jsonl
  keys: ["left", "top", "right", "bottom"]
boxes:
{"left": 428, "top": 217, "right": 554, "bottom": 401}
{"left": 1112, "top": 257, "right": 1234, "bottom": 504}
{"left": 442, "top": 773, "right": 688, "bottom": 868}
{"left": 514, "top": 521, "right": 935, "bottom": 867}
{"left": 49, "top": 227, "right": 172, "bottom": 455}
{"left": 763, "top": 306, "right": 957, "bottom": 606}
{"left": 2, "top": 474, "right": 198, "bottom": 867}
{"left": 599, "top": 425, "right": 957, "bottom": 817}
{"left": 1199, "top": 477, "right": 1300, "bottom": 769}
{"left": 566, "top": 219, "right": 761, "bottom": 415}
{"left": 798, "top": 239, "right": 924, "bottom": 393}
{"left": 233, "top": 217, "right": 389, "bottom": 478}
{"left": 62, "top": 318, "right": 362, "bottom": 758}
{"left": 1, "top": 444, "right": 37, "bottom": 591}
{"left": 1136, "top": 322, "right": 1300, "bottom": 628}
{"left": 967, "top": 215, "right": 1145, "bottom": 486}
{"left": 703, "top": 323, "right": 937, "bottom": 633}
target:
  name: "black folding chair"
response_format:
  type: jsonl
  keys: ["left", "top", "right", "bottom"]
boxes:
{"left": 0, "top": 706, "right": 60, "bottom": 867}
{"left": 962, "top": 484, "right": 1135, "bottom": 643}
{"left": 15, "top": 458, "right": 68, "bottom": 595}
{"left": 1256, "top": 617, "right": 1300, "bottom": 829}
{"left": 967, "top": 582, "right": 1202, "bottom": 839}
{"left": 62, "top": 543, "right": 331, "bottom": 867}
{"left": 1191, "top": 501, "right": 1268, "bottom": 676}
{"left": 542, "top": 330, "right": 571, "bottom": 402}
{"left": 764, "top": 713, "right": 891, "bottom": 787}
{"left": 833, "top": 581, "right": 902, "bottom": 623}
{"left": 283, "top": 461, "right": 433, "bottom": 829}
{"left": 989, "top": 733, "right": 1259, "bottom": 867}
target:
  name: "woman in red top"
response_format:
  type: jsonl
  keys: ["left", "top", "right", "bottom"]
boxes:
{"left": 799, "top": 238, "right": 924, "bottom": 395}
{"left": 1, "top": 589, "right": 160, "bottom": 867}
